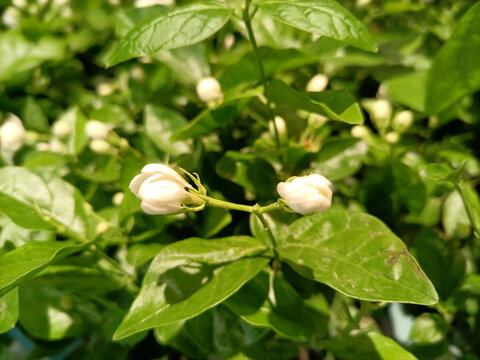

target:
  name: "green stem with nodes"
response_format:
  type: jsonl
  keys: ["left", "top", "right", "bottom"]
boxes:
{"left": 243, "top": 0, "right": 280, "bottom": 147}
{"left": 193, "top": 193, "right": 282, "bottom": 215}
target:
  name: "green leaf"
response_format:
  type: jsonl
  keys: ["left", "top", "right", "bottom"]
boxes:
{"left": 106, "top": 1, "right": 233, "bottom": 67}
{"left": 425, "top": 2, "right": 480, "bottom": 114}
{"left": 57, "top": 107, "right": 88, "bottom": 155}
{"left": 321, "top": 331, "right": 418, "bottom": 360}
{"left": 391, "top": 162, "right": 426, "bottom": 215}
{"left": 0, "top": 31, "right": 65, "bottom": 82}
{"left": 0, "top": 241, "right": 84, "bottom": 297}
{"left": 19, "top": 284, "right": 101, "bottom": 340}
{"left": 144, "top": 104, "right": 190, "bottom": 156}
{"left": 226, "top": 272, "right": 328, "bottom": 340}
{"left": 216, "top": 151, "right": 279, "bottom": 198}
{"left": 443, "top": 190, "right": 471, "bottom": 239}
{"left": 409, "top": 313, "right": 449, "bottom": 344}
{"left": 457, "top": 180, "right": 480, "bottom": 238}
{"left": 383, "top": 71, "right": 427, "bottom": 112}
{"left": 0, "top": 288, "right": 18, "bottom": 334}
{"left": 278, "top": 209, "right": 438, "bottom": 304}
{"left": 257, "top": 0, "right": 377, "bottom": 52}
{"left": 200, "top": 206, "right": 232, "bottom": 239}
{"left": 0, "top": 167, "right": 100, "bottom": 239}
{"left": 250, "top": 211, "right": 297, "bottom": 247}
{"left": 113, "top": 237, "right": 270, "bottom": 340}
{"left": 267, "top": 80, "right": 364, "bottom": 125}
{"left": 22, "top": 97, "right": 49, "bottom": 132}
{"left": 173, "top": 88, "right": 261, "bottom": 140}
{"left": 311, "top": 137, "right": 368, "bottom": 181}
{"left": 424, "top": 163, "right": 464, "bottom": 184}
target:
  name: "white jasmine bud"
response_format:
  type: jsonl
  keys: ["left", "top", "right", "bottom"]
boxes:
{"left": 2, "top": 7, "right": 20, "bottom": 28}
{"left": 112, "top": 192, "right": 124, "bottom": 206}
{"left": 277, "top": 174, "right": 333, "bottom": 215}
{"left": 85, "top": 120, "right": 110, "bottom": 139}
{"left": 36, "top": 142, "right": 51, "bottom": 152}
{"left": 52, "top": 120, "right": 71, "bottom": 138}
{"left": 392, "top": 110, "right": 414, "bottom": 133}
{"left": 196, "top": 77, "right": 223, "bottom": 104}
{"left": 351, "top": 125, "right": 370, "bottom": 139}
{"left": 371, "top": 99, "right": 392, "bottom": 123}
{"left": 224, "top": 33, "right": 235, "bottom": 50}
{"left": 269, "top": 116, "right": 287, "bottom": 142}
{"left": 129, "top": 164, "right": 203, "bottom": 215}
{"left": 135, "top": 0, "right": 174, "bottom": 7}
{"left": 49, "top": 139, "right": 63, "bottom": 153}
{"left": 12, "top": 0, "right": 27, "bottom": 8}
{"left": 96, "top": 82, "right": 115, "bottom": 96}
{"left": 356, "top": 0, "right": 372, "bottom": 6}
{"left": 385, "top": 131, "right": 400, "bottom": 144}
{"left": 306, "top": 74, "right": 329, "bottom": 92}
{"left": 89, "top": 139, "right": 110, "bottom": 154}
{"left": 0, "top": 114, "right": 25, "bottom": 151}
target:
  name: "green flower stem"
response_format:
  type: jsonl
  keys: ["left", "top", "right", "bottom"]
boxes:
{"left": 243, "top": 0, "right": 280, "bottom": 148}
{"left": 194, "top": 193, "right": 282, "bottom": 215}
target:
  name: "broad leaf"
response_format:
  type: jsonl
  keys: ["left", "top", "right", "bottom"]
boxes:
{"left": 144, "top": 104, "right": 191, "bottom": 156}
{"left": 321, "top": 331, "right": 418, "bottom": 360}
{"left": 425, "top": 2, "right": 480, "bottom": 114}
{"left": 409, "top": 313, "right": 449, "bottom": 344}
{"left": 457, "top": 180, "right": 480, "bottom": 238}
{"left": 384, "top": 71, "right": 427, "bottom": 112}
{"left": 226, "top": 272, "right": 328, "bottom": 340}
{"left": 56, "top": 107, "right": 88, "bottom": 155}
{"left": 0, "top": 167, "right": 100, "bottom": 240}
{"left": 311, "top": 137, "right": 368, "bottom": 181}
{"left": 278, "top": 209, "right": 438, "bottom": 304}
{"left": 113, "top": 237, "right": 270, "bottom": 340}
{"left": 391, "top": 162, "right": 426, "bottom": 215}
{"left": 257, "top": 0, "right": 377, "bottom": 52}
{"left": 267, "top": 80, "right": 364, "bottom": 125}
{"left": 106, "top": 1, "right": 233, "bottom": 67}
{"left": 0, "top": 241, "right": 84, "bottom": 297}
{"left": 0, "top": 288, "right": 18, "bottom": 334}
{"left": 19, "top": 284, "right": 101, "bottom": 340}
{"left": 424, "top": 163, "right": 464, "bottom": 184}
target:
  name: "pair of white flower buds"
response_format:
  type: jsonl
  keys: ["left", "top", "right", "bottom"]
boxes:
{"left": 129, "top": 164, "right": 333, "bottom": 216}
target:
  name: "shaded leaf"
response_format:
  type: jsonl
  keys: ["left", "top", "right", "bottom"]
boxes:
{"left": 0, "top": 288, "right": 18, "bottom": 334}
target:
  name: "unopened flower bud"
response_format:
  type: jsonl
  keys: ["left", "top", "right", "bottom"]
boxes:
{"left": 36, "top": 142, "right": 51, "bottom": 151}
{"left": 85, "top": 120, "right": 110, "bottom": 139}
{"left": 0, "top": 114, "right": 25, "bottom": 151}
{"left": 96, "top": 82, "right": 115, "bottom": 96}
{"left": 356, "top": 0, "right": 372, "bottom": 6}
{"left": 196, "top": 77, "right": 223, "bottom": 104}
{"left": 277, "top": 174, "right": 333, "bottom": 215}
{"left": 112, "top": 192, "right": 124, "bottom": 206}
{"left": 89, "top": 139, "right": 110, "bottom": 154}
{"left": 369, "top": 99, "right": 392, "bottom": 130}
{"left": 129, "top": 164, "right": 203, "bottom": 215}
{"left": 385, "top": 131, "right": 400, "bottom": 144}
{"left": 392, "top": 110, "right": 414, "bottom": 133}
{"left": 52, "top": 120, "right": 71, "bottom": 138}
{"left": 306, "top": 74, "right": 329, "bottom": 92}
{"left": 2, "top": 7, "right": 20, "bottom": 28}
{"left": 135, "top": 0, "right": 174, "bottom": 7}
{"left": 351, "top": 125, "right": 369, "bottom": 139}
{"left": 224, "top": 33, "right": 235, "bottom": 50}
{"left": 269, "top": 116, "right": 287, "bottom": 142}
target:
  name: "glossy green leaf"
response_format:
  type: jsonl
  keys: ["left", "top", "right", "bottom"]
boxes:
{"left": 0, "top": 288, "right": 18, "bottom": 334}
{"left": 425, "top": 2, "right": 480, "bottom": 114}
{"left": 278, "top": 209, "right": 438, "bottom": 304}
{"left": 257, "top": 0, "right": 377, "bottom": 52}
{"left": 19, "top": 284, "right": 101, "bottom": 340}
{"left": 267, "top": 80, "right": 364, "bottom": 124}
{"left": 321, "top": 331, "right": 418, "bottom": 360}
{"left": 0, "top": 241, "right": 84, "bottom": 297}
{"left": 113, "top": 237, "right": 270, "bottom": 340}
{"left": 311, "top": 137, "right": 368, "bottom": 181}
{"left": 200, "top": 206, "right": 232, "bottom": 239}
{"left": 126, "top": 243, "right": 165, "bottom": 268}
{"left": 226, "top": 272, "right": 328, "bottom": 340}
{"left": 22, "top": 97, "right": 49, "bottom": 132}
{"left": 144, "top": 104, "right": 190, "bottom": 156}
{"left": 106, "top": 1, "right": 233, "bottom": 67}
{"left": 0, "top": 167, "right": 100, "bottom": 239}
{"left": 249, "top": 211, "right": 297, "bottom": 247}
